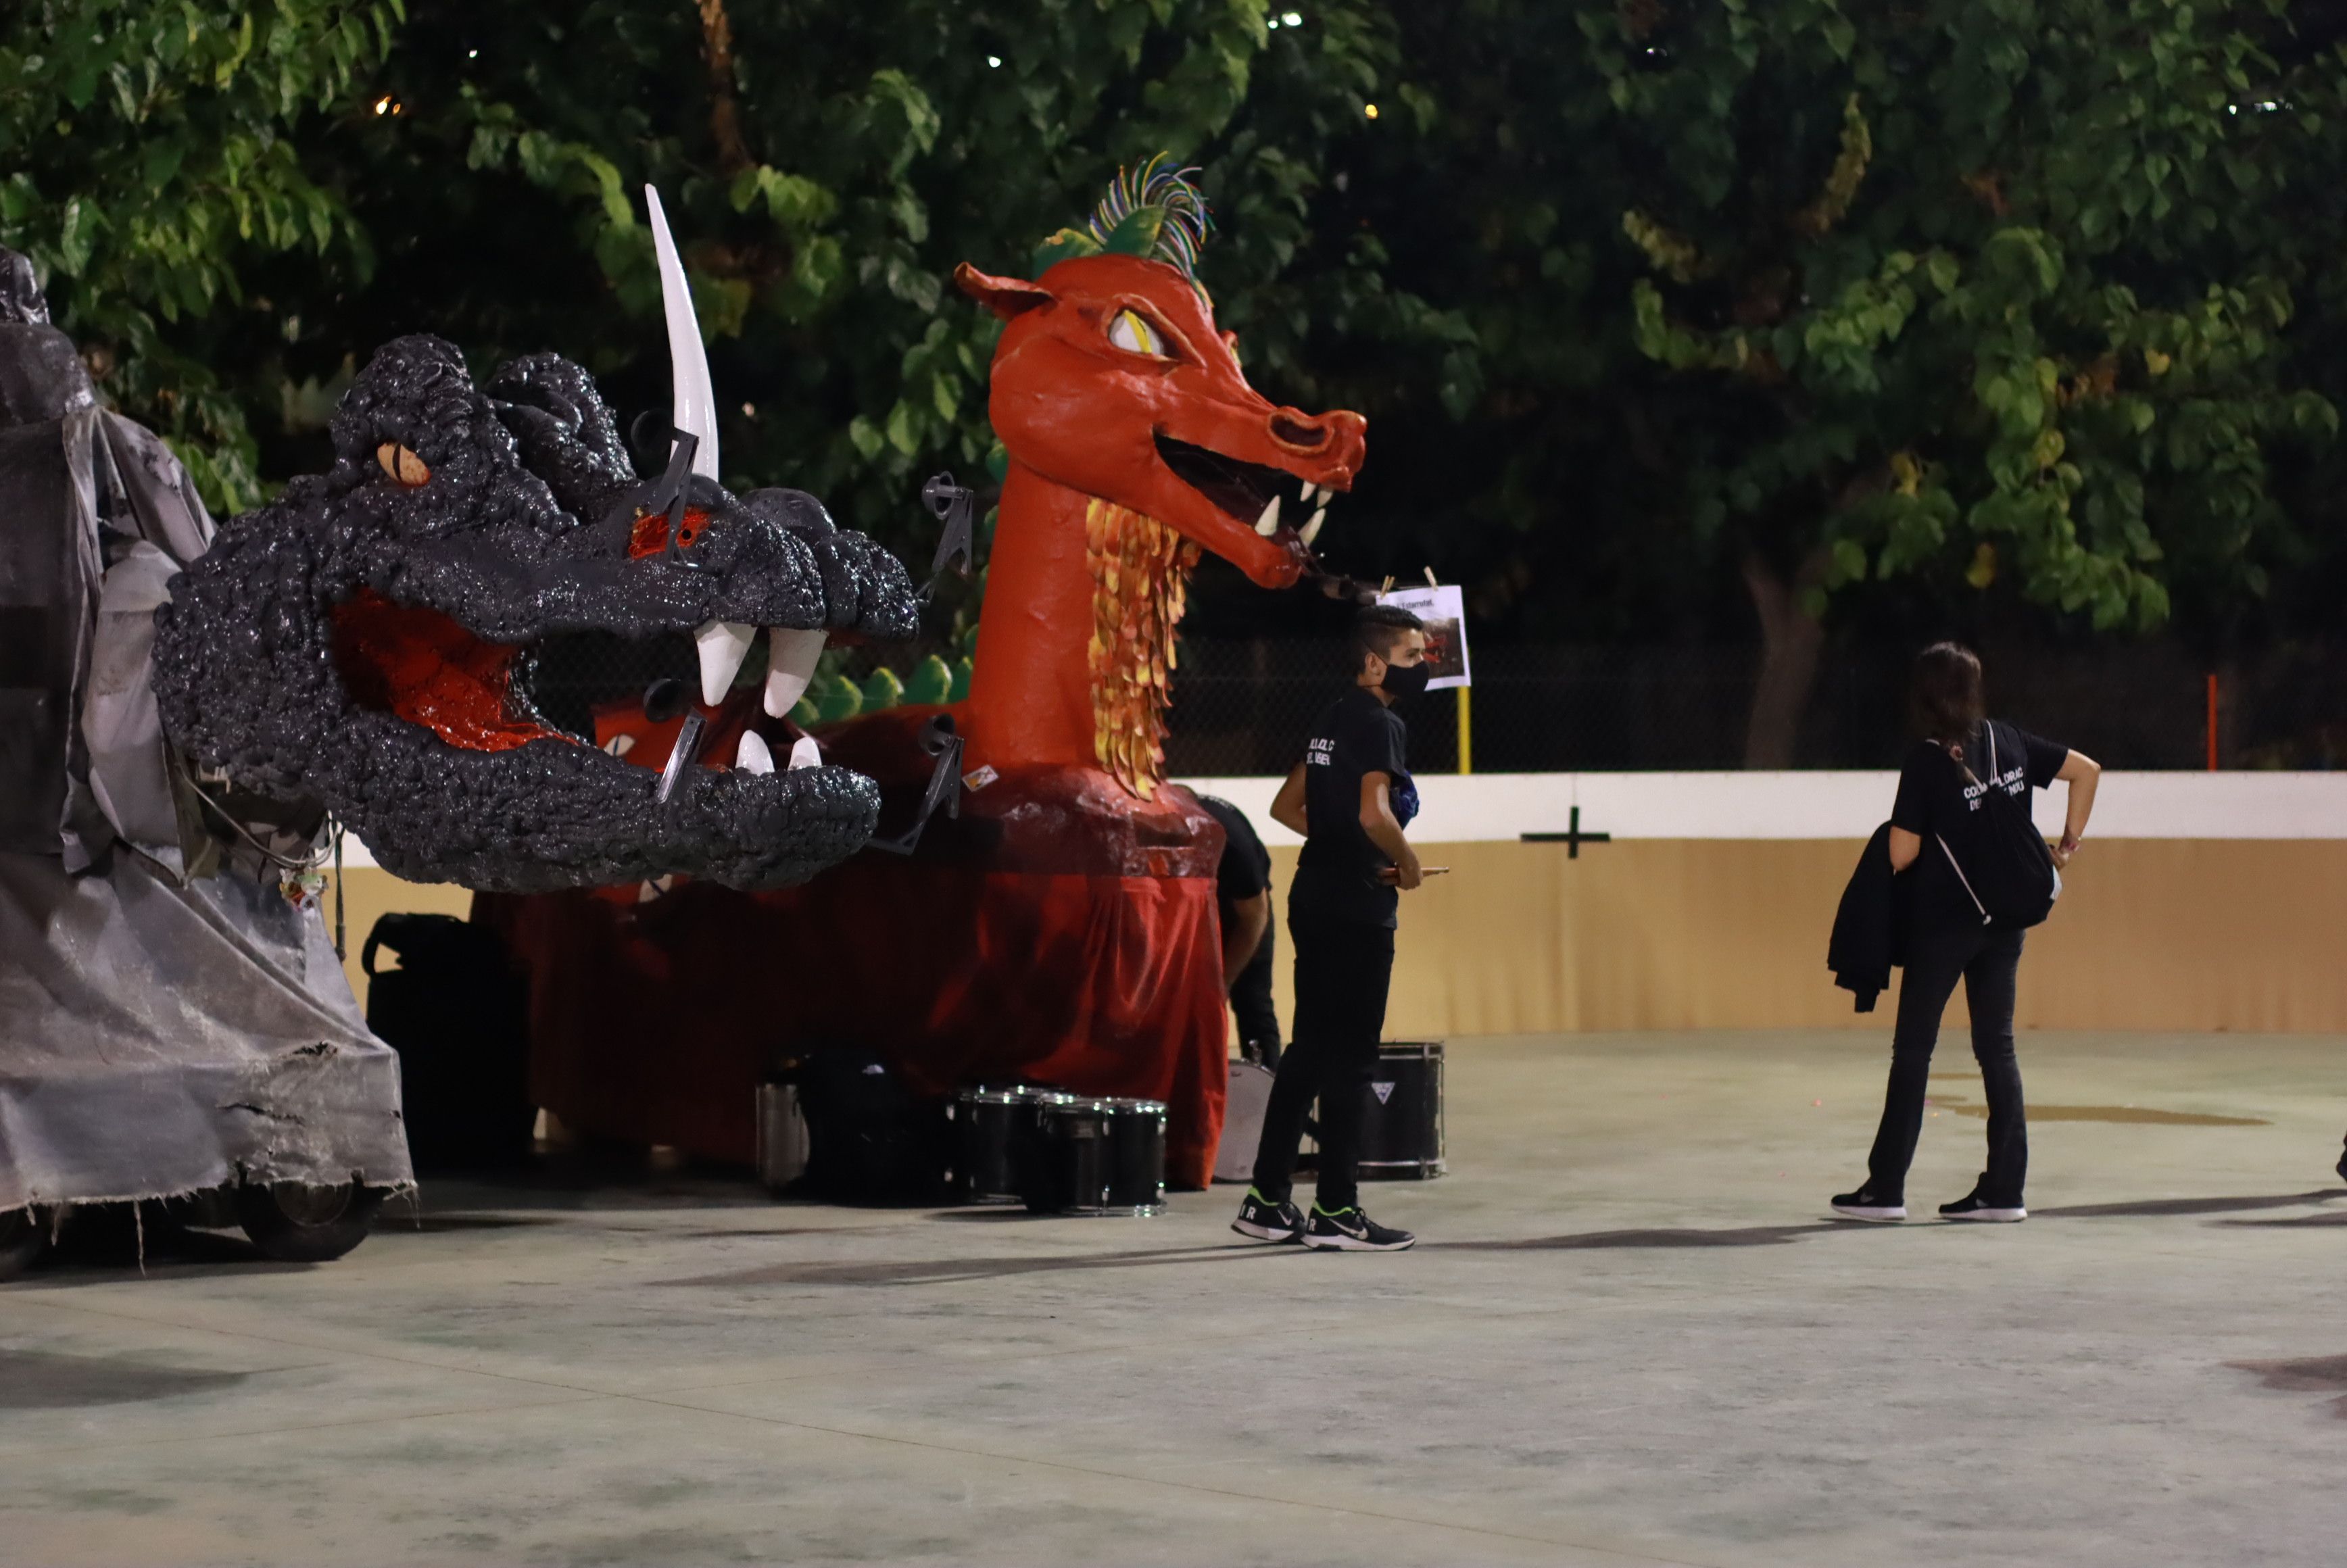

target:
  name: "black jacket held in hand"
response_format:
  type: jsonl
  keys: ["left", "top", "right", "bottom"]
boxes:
{"left": 1827, "top": 823, "right": 1911, "bottom": 1012}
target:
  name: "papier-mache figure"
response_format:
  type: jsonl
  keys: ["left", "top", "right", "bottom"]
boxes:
{"left": 0, "top": 185, "right": 924, "bottom": 1273}
{"left": 498, "top": 160, "right": 1370, "bottom": 1185}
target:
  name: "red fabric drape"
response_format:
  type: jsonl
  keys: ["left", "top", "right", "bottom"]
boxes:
{"left": 481, "top": 712, "right": 1231, "bottom": 1187}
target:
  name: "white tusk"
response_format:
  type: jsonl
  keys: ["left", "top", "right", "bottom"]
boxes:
{"left": 735, "top": 730, "right": 775, "bottom": 775}
{"left": 645, "top": 185, "right": 719, "bottom": 482}
{"left": 763, "top": 626, "right": 827, "bottom": 718}
{"left": 602, "top": 733, "right": 637, "bottom": 758}
{"left": 694, "top": 619, "right": 756, "bottom": 706}
{"left": 1299, "top": 507, "right": 1326, "bottom": 546}
{"left": 1300, "top": 481, "right": 1320, "bottom": 505}
{"left": 1255, "top": 494, "right": 1282, "bottom": 537}
{"left": 788, "top": 735, "right": 823, "bottom": 770}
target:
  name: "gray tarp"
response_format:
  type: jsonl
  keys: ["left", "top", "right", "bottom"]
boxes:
{"left": 0, "top": 318, "right": 412, "bottom": 1210}
{"left": 0, "top": 849, "right": 408, "bottom": 1210}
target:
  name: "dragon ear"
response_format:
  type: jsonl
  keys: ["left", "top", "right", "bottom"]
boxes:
{"left": 954, "top": 263, "right": 1055, "bottom": 320}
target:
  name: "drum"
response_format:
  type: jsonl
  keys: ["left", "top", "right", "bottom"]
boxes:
{"left": 952, "top": 1087, "right": 1038, "bottom": 1204}
{"left": 1022, "top": 1098, "right": 1114, "bottom": 1214}
{"left": 1357, "top": 1041, "right": 1446, "bottom": 1181}
{"left": 1102, "top": 1098, "right": 1167, "bottom": 1215}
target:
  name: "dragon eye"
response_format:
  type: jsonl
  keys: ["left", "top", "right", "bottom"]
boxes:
{"left": 1107, "top": 309, "right": 1167, "bottom": 358}
{"left": 375, "top": 443, "right": 431, "bottom": 487}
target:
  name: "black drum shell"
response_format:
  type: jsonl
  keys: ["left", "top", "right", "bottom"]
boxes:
{"left": 1022, "top": 1099, "right": 1113, "bottom": 1214}
{"left": 953, "top": 1088, "right": 1032, "bottom": 1203}
{"left": 1102, "top": 1098, "right": 1167, "bottom": 1214}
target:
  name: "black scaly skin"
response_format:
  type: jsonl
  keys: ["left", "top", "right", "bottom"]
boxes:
{"left": 151, "top": 335, "right": 920, "bottom": 892}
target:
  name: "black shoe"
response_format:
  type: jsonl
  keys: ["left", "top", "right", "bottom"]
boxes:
{"left": 1231, "top": 1189, "right": 1305, "bottom": 1242}
{"left": 2336, "top": 1144, "right": 2346, "bottom": 1185}
{"left": 1829, "top": 1186, "right": 1906, "bottom": 1223}
{"left": 1300, "top": 1205, "right": 1416, "bottom": 1251}
{"left": 1939, "top": 1189, "right": 2027, "bottom": 1223}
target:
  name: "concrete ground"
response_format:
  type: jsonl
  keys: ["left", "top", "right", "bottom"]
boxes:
{"left": 4, "top": 1030, "right": 2346, "bottom": 1568}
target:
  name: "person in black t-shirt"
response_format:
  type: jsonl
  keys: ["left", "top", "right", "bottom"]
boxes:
{"left": 1832, "top": 643, "right": 2100, "bottom": 1225}
{"left": 1196, "top": 795, "right": 1280, "bottom": 1066}
{"left": 1232, "top": 605, "right": 1429, "bottom": 1252}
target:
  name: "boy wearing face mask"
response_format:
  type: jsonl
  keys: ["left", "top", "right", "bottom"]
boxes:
{"left": 1232, "top": 606, "right": 1429, "bottom": 1251}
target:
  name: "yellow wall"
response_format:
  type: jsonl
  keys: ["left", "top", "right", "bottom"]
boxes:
{"left": 331, "top": 839, "right": 2347, "bottom": 1035}
{"left": 1263, "top": 839, "right": 2347, "bottom": 1037}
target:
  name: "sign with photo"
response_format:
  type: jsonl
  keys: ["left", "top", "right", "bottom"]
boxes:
{"left": 1376, "top": 583, "right": 1471, "bottom": 691}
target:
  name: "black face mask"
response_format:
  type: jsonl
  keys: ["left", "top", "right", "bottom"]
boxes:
{"left": 1379, "top": 659, "right": 1432, "bottom": 701}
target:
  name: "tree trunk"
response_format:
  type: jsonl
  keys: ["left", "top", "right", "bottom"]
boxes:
{"left": 696, "top": 0, "right": 754, "bottom": 176}
{"left": 1741, "top": 549, "right": 1829, "bottom": 768}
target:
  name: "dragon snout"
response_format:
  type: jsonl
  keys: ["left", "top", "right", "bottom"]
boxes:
{"left": 1265, "top": 408, "right": 1366, "bottom": 472}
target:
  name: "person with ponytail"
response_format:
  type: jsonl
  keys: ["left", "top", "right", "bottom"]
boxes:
{"left": 1833, "top": 642, "right": 2100, "bottom": 1224}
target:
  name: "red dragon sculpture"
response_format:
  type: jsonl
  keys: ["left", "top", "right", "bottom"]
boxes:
{"left": 492, "top": 162, "right": 1365, "bottom": 1185}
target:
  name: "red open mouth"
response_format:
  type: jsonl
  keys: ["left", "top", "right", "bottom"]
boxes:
{"left": 329, "top": 586, "right": 817, "bottom": 783}
{"left": 331, "top": 588, "right": 568, "bottom": 754}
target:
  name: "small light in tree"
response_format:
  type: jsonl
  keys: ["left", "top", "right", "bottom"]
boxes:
{"left": 1364, "top": 102, "right": 1380, "bottom": 120}
{"left": 1282, "top": 9, "right": 1304, "bottom": 24}
{"left": 467, "top": 48, "right": 479, "bottom": 59}
{"left": 1267, "top": 15, "right": 1279, "bottom": 26}
{"left": 741, "top": 402, "right": 756, "bottom": 418}
{"left": 986, "top": 54, "right": 1002, "bottom": 68}
{"left": 373, "top": 96, "right": 392, "bottom": 116}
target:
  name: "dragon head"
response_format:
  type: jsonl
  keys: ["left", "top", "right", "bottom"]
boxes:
{"left": 152, "top": 192, "right": 921, "bottom": 892}
{"left": 954, "top": 160, "right": 1366, "bottom": 591}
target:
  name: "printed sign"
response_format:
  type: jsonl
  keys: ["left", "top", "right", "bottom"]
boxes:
{"left": 1375, "top": 583, "right": 1471, "bottom": 691}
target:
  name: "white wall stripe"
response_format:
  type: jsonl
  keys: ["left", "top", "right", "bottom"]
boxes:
{"left": 1179, "top": 771, "right": 2347, "bottom": 846}
{"left": 330, "top": 770, "right": 2347, "bottom": 873}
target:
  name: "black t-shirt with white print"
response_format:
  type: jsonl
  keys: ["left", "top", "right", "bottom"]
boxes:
{"left": 1892, "top": 718, "right": 2068, "bottom": 929}
{"left": 1291, "top": 687, "right": 1411, "bottom": 928}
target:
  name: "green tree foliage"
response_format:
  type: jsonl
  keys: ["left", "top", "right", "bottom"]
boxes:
{"left": 260, "top": 0, "right": 1467, "bottom": 591}
{"left": 1587, "top": 0, "right": 2341, "bottom": 633}
{"left": 1, "top": 0, "right": 403, "bottom": 510}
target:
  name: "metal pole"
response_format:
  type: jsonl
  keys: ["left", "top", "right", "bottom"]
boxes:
{"left": 1457, "top": 685, "right": 1473, "bottom": 775}
{"left": 2206, "top": 672, "right": 2219, "bottom": 772}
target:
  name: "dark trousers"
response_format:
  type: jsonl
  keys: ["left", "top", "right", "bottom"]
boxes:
{"left": 1250, "top": 912, "right": 1394, "bottom": 1213}
{"left": 1866, "top": 922, "right": 2029, "bottom": 1204}
{"left": 1229, "top": 923, "right": 1281, "bottom": 1068}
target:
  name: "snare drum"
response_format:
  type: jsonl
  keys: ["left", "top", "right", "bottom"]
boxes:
{"left": 1101, "top": 1098, "right": 1167, "bottom": 1215}
{"left": 1022, "top": 1098, "right": 1113, "bottom": 1214}
{"left": 1357, "top": 1041, "right": 1446, "bottom": 1181}
{"left": 953, "top": 1086, "right": 1039, "bottom": 1204}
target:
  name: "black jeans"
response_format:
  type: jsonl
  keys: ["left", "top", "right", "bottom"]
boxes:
{"left": 1229, "top": 922, "right": 1281, "bottom": 1068}
{"left": 1251, "top": 912, "right": 1394, "bottom": 1213}
{"left": 1866, "top": 922, "right": 2029, "bottom": 1205}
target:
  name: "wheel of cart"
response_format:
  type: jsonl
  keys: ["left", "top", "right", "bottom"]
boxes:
{"left": 234, "top": 1180, "right": 389, "bottom": 1263}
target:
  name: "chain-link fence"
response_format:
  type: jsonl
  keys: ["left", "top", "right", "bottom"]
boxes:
{"left": 525, "top": 631, "right": 2347, "bottom": 773}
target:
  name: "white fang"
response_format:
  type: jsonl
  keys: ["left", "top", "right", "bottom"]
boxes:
{"left": 763, "top": 626, "right": 827, "bottom": 718}
{"left": 735, "top": 730, "right": 775, "bottom": 775}
{"left": 1255, "top": 495, "right": 1282, "bottom": 536}
{"left": 694, "top": 619, "right": 756, "bottom": 706}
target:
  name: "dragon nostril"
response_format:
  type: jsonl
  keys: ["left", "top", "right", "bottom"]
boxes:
{"left": 375, "top": 443, "right": 431, "bottom": 487}
{"left": 1269, "top": 414, "right": 1328, "bottom": 449}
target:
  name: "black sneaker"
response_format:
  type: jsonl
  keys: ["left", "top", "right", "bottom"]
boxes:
{"left": 1939, "top": 1190, "right": 2027, "bottom": 1223}
{"left": 1300, "top": 1206, "right": 1416, "bottom": 1251}
{"left": 1829, "top": 1187, "right": 1906, "bottom": 1223}
{"left": 1231, "top": 1189, "right": 1305, "bottom": 1242}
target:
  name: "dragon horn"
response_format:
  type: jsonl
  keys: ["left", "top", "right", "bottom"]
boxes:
{"left": 644, "top": 185, "right": 719, "bottom": 482}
